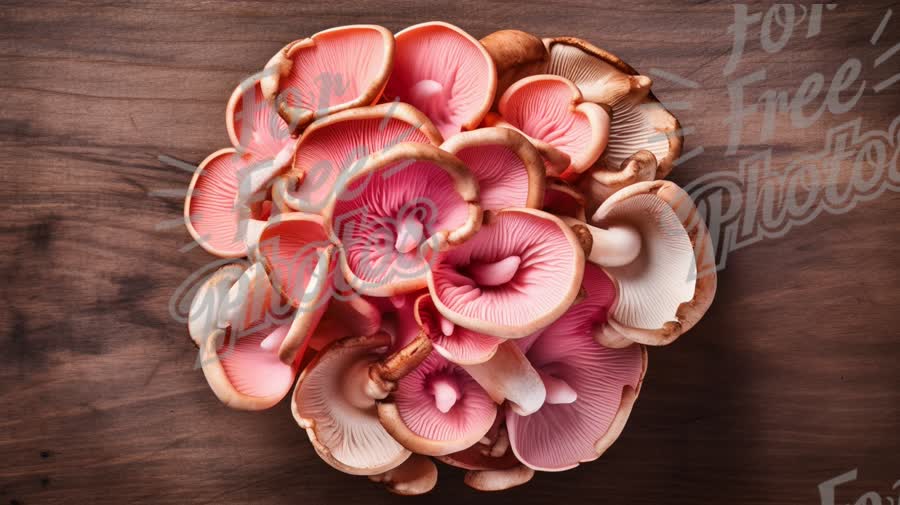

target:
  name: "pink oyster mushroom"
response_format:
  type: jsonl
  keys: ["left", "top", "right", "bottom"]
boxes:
{"left": 383, "top": 21, "right": 497, "bottom": 138}
{"left": 189, "top": 263, "right": 298, "bottom": 410}
{"left": 256, "top": 212, "right": 383, "bottom": 365}
{"left": 377, "top": 351, "right": 498, "bottom": 456}
{"left": 262, "top": 25, "right": 395, "bottom": 133}
{"left": 425, "top": 208, "right": 585, "bottom": 416}
{"left": 273, "top": 102, "right": 443, "bottom": 214}
{"left": 427, "top": 208, "right": 584, "bottom": 339}
{"left": 184, "top": 77, "right": 294, "bottom": 258}
{"left": 507, "top": 264, "right": 648, "bottom": 471}
{"left": 487, "top": 74, "right": 610, "bottom": 181}
{"left": 324, "top": 142, "right": 482, "bottom": 297}
{"left": 177, "top": 22, "right": 719, "bottom": 496}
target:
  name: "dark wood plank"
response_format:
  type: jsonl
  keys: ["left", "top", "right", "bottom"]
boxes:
{"left": 1, "top": 1, "right": 898, "bottom": 504}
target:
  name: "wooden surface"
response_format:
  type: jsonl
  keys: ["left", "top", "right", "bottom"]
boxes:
{"left": 2, "top": 1, "right": 898, "bottom": 504}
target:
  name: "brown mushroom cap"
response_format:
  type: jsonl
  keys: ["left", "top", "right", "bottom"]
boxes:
{"left": 580, "top": 150, "right": 657, "bottom": 214}
{"left": 544, "top": 37, "right": 683, "bottom": 179}
{"left": 368, "top": 454, "right": 438, "bottom": 495}
{"left": 592, "top": 180, "right": 717, "bottom": 346}
{"left": 464, "top": 465, "right": 535, "bottom": 491}
{"left": 291, "top": 333, "right": 411, "bottom": 475}
{"left": 480, "top": 29, "right": 549, "bottom": 107}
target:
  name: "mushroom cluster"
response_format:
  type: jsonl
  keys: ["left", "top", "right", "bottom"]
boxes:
{"left": 183, "top": 22, "right": 716, "bottom": 494}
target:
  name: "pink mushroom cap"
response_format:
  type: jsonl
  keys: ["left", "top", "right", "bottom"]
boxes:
{"left": 383, "top": 21, "right": 497, "bottom": 138}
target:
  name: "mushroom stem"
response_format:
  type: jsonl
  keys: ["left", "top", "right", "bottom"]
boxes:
{"left": 395, "top": 214, "right": 425, "bottom": 254}
{"left": 259, "top": 329, "right": 283, "bottom": 351}
{"left": 409, "top": 79, "right": 448, "bottom": 121}
{"left": 389, "top": 295, "right": 407, "bottom": 309}
{"left": 468, "top": 255, "right": 521, "bottom": 286}
{"left": 439, "top": 315, "right": 455, "bottom": 337}
{"left": 567, "top": 218, "right": 642, "bottom": 268}
{"left": 428, "top": 376, "right": 461, "bottom": 413}
{"left": 539, "top": 371, "right": 578, "bottom": 405}
{"left": 368, "top": 333, "right": 433, "bottom": 399}
{"left": 344, "top": 359, "right": 379, "bottom": 410}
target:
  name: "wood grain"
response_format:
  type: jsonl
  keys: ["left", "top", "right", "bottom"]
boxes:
{"left": 1, "top": 1, "right": 898, "bottom": 504}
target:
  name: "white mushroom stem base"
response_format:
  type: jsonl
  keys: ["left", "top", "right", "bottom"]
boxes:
{"left": 468, "top": 256, "right": 521, "bottom": 286}
{"left": 539, "top": 371, "right": 577, "bottom": 405}
{"left": 409, "top": 79, "right": 450, "bottom": 124}
{"left": 428, "top": 375, "right": 462, "bottom": 413}
{"left": 343, "top": 360, "right": 381, "bottom": 409}
{"left": 395, "top": 214, "right": 425, "bottom": 254}
{"left": 580, "top": 223, "right": 642, "bottom": 268}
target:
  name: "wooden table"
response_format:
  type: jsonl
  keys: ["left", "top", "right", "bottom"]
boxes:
{"left": 2, "top": 1, "right": 898, "bottom": 504}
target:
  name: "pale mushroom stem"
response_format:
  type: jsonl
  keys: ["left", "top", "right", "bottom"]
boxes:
{"left": 468, "top": 255, "right": 521, "bottom": 286}
{"left": 259, "top": 330, "right": 282, "bottom": 351}
{"left": 587, "top": 225, "right": 641, "bottom": 267}
{"left": 428, "top": 376, "right": 461, "bottom": 413}
{"left": 395, "top": 214, "right": 425, "bottom": 254}
{"left": 344, "top": 359, "right": 379, "bottom": 410}
{"left": 567, "top": 218, "right": 642, "bottom": 268}
{"left": 409, "top": 79, "right": 449, "bottom": 122}
{"left": 439, "top": 315, "right": 455, "bottom": 337}
{"left": 538, "top": 370, "right": 578, "bottom": 405}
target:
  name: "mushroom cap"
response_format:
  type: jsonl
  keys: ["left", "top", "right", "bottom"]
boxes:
{"left": 262, "top": 25, "right": 395, "bottom": 133}
{"left": 580, "top": 150, "right": 657, "bottom": 214}
{"left": 377, "top": 352, "right": 496, "bottom": 456}
{"left": 323, "top": 142, "right": 481, "bottom": 296}
{"left": 506, "top": 265, "right": 648, "bottom": 471}
{"left": 440, "top": 127, "right": 546, "bottom": 211}
{"left": 292, "top": 333, "right": 411, "bottom": 475}
{"left": 197, "top": 266, "right": 299, "bottom": 411}
{"left": 480, "top": 29, "right": 549, "bottom": 107}
{"left": 543, "top": 179, "right": 587, "bottom": 221}
{"left": 544, "top": 37, "right": 683, "bottom": 179}
{"left": 184, "top": 148, "right": 272, "bottom": 258}
{"left": 464, "top": 465, "right": 535, "bottom": 492}
{"left": 225, "top": 75, "right": 293, "bottom": 161}
{"left": 188, "top": 263, "right": 246, "bottom": 346}
{"left": 256, "top": 212, "right": 335, "bottom": 363}
{"left": 427, "top": 208, "right": 584, "bottom": 339}
{"left": 279, "top": 102, "right": 443, "bottom": 213}
{"left": 383, "top": 21, "right": 497, "bottom": 138}
{"left": 496, "top": 75, "right": 610, "bottom": 180}
{"left": 414, "top": 293, "right": 503, "bottom": 365}
{"left": 368, "top": 454, "right": 438, "bottom": 495}
{"left": 592, "top": 180, "right": 717, "bottom": 346}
